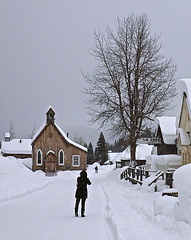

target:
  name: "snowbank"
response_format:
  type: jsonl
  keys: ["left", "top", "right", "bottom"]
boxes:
{"left": 108, "top": 152, "right": 122, "bottom": 163}
{"left": 121, "top": 144, "right": 153, "bottom": 160}
{"left": 174, "top": 163, "right": 191, "bottom": 224}
{"left": 0, "top": 156, "right": 53, "bottom": 203}
{"left": 153, "top": 195, "right": 178, "bottom": 217}
{"left": 88, "top": 162, "right": 115, "bottom": 177}
{"left": 145, "top": 154, "right": 181, "bottom": 172}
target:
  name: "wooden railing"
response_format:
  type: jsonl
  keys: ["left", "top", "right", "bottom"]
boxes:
{"left": 120, "top": 166, "right": 174, "bottom": 188}
{"left": 120, "top": 166, "right": 157, "bottom": 180}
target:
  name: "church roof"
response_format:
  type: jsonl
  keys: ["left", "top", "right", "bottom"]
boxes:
{"left": 32, "top": 106, "right": 87, "bottom": 152}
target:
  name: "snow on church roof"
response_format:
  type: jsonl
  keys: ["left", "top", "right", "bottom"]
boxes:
{"left": 32, "top": 123, "right": 87, "bottom": 152}
{"left": 155, "top": 117, "right": 176, "bottom": 144}
{"left": 55, "top": 124, "right": 87, "bottom": 152}
{"left": 32, "top": 107, "right": 87, "bottom": 152}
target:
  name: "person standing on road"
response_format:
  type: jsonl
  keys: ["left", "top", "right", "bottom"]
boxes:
{"left": 75, "top": 170, "right": 91, "bottom": 217}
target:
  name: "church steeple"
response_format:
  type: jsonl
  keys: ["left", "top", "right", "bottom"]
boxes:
{"left": 46, "top": 106, "right": 55, "bottom": 124}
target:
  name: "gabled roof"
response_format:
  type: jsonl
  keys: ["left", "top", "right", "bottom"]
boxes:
{"left": 32, "top": 106, "right": 87, "bottom": 152}
{"left": 155, "top": 117, "right": 176, "bottom": 145}
{"left": 32, "top": 123, "right": 87, "bottom": 152}
{"left": 1, "top": 139, "right": 32, "bottom": 155}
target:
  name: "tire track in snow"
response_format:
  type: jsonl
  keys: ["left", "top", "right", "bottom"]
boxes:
{"left": 100, "top": 183, "right": 120, "bottom": 240}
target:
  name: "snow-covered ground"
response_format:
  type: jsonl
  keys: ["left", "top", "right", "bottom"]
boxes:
{"left": 1, "top": 156, "right": 191, "bottom": 240}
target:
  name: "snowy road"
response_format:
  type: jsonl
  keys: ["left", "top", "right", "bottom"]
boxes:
{"left": 0, "top": 171, "right": 116, "bottom": 240}
{"left": 1, "top": 162, "right": 191, "bottom": 240}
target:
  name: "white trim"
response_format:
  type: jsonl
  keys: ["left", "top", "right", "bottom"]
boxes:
{"left": 46, "top": 150, "right": 55, "bottom": 156}
{"left": 36, "top": 149, "right": 43, "bottom": 166}
{"left": 58, "top": 149, "right": 64, "bottom": 165}
{"left": 72, "top": 155, "right": 80, "bottom": 167}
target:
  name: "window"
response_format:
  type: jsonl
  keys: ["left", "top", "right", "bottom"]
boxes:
{"left": 58, "top": 150, "right": 64, "bottom": 165}
{"left": 36, "top": 149, "right": 43, "bottom": 165}
{"left": 72, "top": 155, "right": 80, "bottom": 167}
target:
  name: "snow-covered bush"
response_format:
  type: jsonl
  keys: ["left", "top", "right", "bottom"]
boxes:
{"left": 174, "top": 163, "right": 191, "bottom": 224}
{"left": 153, "top": 195, "right": 178, "bottom": 217}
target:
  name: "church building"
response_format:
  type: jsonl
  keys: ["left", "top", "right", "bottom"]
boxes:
{"left": 31, "top": 106, "right": 87, "bottom": 172}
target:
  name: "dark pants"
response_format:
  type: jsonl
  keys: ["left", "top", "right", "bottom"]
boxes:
{"left": 75, "top": 197, "right": 86, "bottom": 215}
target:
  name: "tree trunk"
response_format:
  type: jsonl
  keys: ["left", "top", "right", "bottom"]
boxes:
{"left": 130, "top": 142, "right": 136, "bottom": 167}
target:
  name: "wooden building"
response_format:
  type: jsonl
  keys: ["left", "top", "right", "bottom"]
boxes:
{"left": 1, "top": 135, "right": 32, "bottom": 159}
{"left": 154, "top": 117, "right": 177, "bottom": 155}
{"left": 176, "top": 79, "right": 191, "bottom": 165}
{"left": 138, "top": 117, "right": 177, "bottom": 155}
{"left": 32, "top": 106, "right": 87, "bottom": 172}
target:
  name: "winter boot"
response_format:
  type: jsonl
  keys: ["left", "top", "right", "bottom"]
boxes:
{"left": 75, "top": 206, "right": 78, "bottom": 217}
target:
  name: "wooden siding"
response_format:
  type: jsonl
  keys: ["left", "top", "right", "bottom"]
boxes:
{"left": 179, "top": 95, "right": 190, "bottom": 130}
{"left": 177, "top": 95, "right": 191, "bottom": 165}
{"left": 32, "top": 123, "right": 87, "bottom": 172}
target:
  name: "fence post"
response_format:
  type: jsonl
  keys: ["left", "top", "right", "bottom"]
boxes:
{"left": 128, "top": 167, "right": 131, "bottom": 177}
{"left": 137, "top": 169, "right": 139, "bottom": 180}
{"left": 140, "top": 169, "right": 143, "bottom": 181}
{"left": 166, "top": 172, "right": 173, "bottom": 188}
{"left": 145, "top": 170, "right": 149, "bottom": 178}
{"left": 132, "top": 168, "right": 135, "bottom": 178}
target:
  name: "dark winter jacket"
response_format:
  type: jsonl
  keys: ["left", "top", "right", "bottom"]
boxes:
{"left": 75, "top": 170, "right": 91, "bottom": 199}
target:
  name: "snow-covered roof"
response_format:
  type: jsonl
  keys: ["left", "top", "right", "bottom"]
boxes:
{"left": 108, "top": 152, "right": 122, "bottom": 163}
{"left": 155, "top": 117, "right": 176, "bottom": 144}
{"left": 1, "top": 139, "right": 32, "bottom": 155}
{"left": 46, "top": 105, "right": 55, "bottom": 113}
{"left": 107, "top": 144, "right": 153, "bottom": 163}
{"left": 5, "top": 132, "right": 10, "bottom": 138}
{"left": 176, "top": 78, "right": 191, "bottom": 127}
{"left": 121, "top": 144, "right": 154, "bottom": 160}
{"left": 55, "top": 124, "right": 87, "bottom": 152}
{"left": 32, "top": 106, "right": 87, "bottom": 152}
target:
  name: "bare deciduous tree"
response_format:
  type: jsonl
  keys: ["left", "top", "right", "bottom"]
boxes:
{"left": 27, "top": 125, "right": 37, "bottom": 139}
{"left": 73, "top": 132, "right": 86, "bottom": 146}
{"left": 9, "top": 122, "right": 15, "bottom": 140}
{"left": 83, "top": 14, "right": 177, "bottom": 164}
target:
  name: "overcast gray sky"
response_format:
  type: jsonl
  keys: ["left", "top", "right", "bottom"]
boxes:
{"left": 1, "top": 0, "right": 191, "bottom": 145}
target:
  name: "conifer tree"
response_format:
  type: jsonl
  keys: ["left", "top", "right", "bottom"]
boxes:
{"left": 87, "top": 142, "right": 94, "bottom": 165}
{"left": 95, "top": 132, "right": 108, "bottom": 165}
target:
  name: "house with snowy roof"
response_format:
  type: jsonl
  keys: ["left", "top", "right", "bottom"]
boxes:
{"left": 31, "top": 106, "right": 87, "bottom": 172}
{"left": 1, "top": 134, "right": 32, "bottom": 159}
{"left": 176, "top": 78, "right": 191, "bottom": 166}
{"left": 154, "top": 117, "right": 177, "bottom": 155}
{"left": 138, "top": 117, "right": 177, "bottom": 155}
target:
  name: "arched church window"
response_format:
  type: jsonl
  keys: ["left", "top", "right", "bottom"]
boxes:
{"left": 36, "top": 149, "right": 43, "bottom": 165}
{"left": 58, "top": 149, "right": 64, "bottom": 165}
